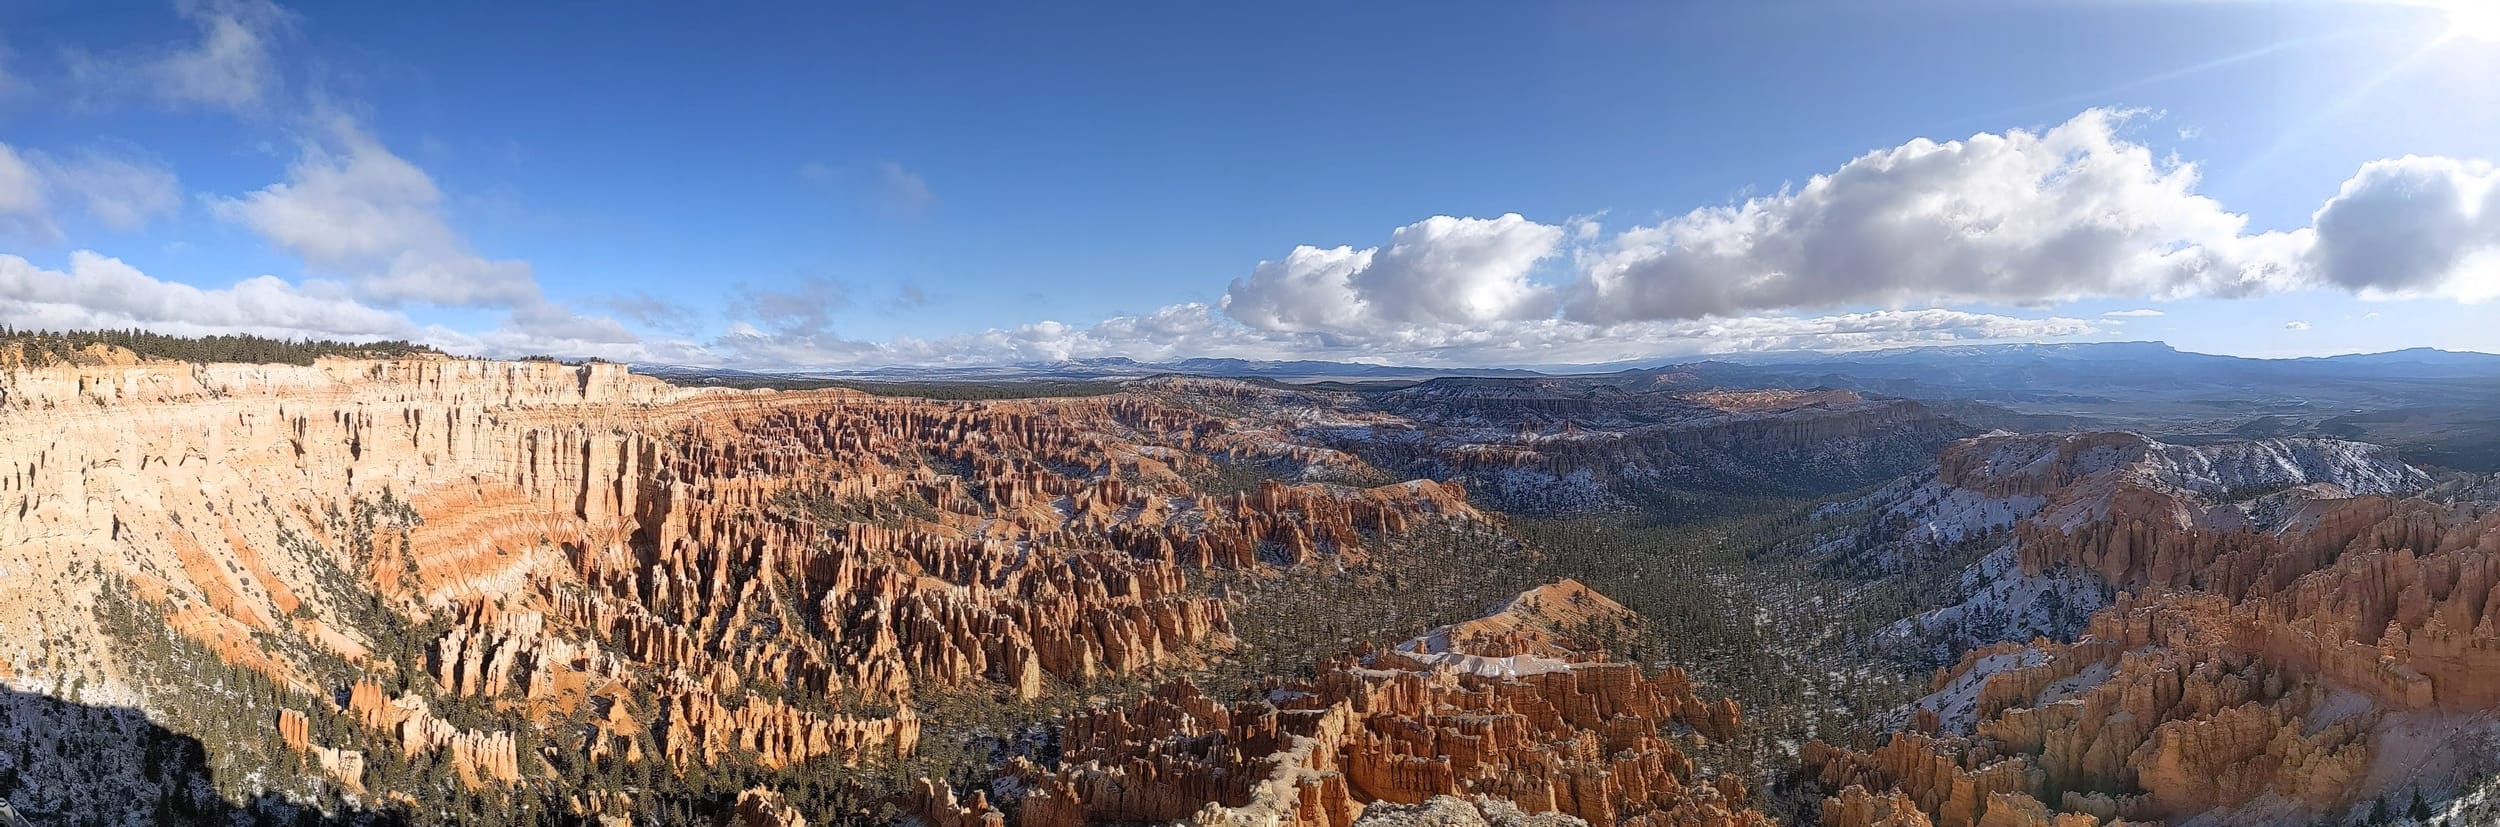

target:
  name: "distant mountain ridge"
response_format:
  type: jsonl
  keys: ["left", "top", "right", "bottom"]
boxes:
{"left": 634, "top": 355, "right": 1550, "bottom": 384}
{"left": 634, "top": 341, "right": 2500, "bottom": 471}
{"left": 638, "top": 341, "right": 2500, "bottom": 385}
{"left": 1611, "top": 342, "right": 2500, "bottom": 470}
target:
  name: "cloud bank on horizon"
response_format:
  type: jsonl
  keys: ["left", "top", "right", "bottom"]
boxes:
{"left": 1, "top": 1, "right": 2496, "bottom": 369}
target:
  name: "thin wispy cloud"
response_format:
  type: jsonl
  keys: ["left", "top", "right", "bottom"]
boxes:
{"left": 795, "top": 159, "right": 936, "bottom": 215}
{"left": 877, "top": 161, "right": 934, "bottom": 214}
{"left": 0, "top": 46, "right": 22, "bottom": 99}
{"left": 0, "top": 142, "right": 186, "bottom": 238}
{"left": 0, "top": 144, "right": 56, "bottom": 241}
{"left": 65, "top": 0, "right": 294, "bottom": 112}
{"left": 888, "top": 283, "right": 930, "bottom": 311}
{"left": 34, "top": 146, "right": 183, "bottom": 231}
{"left": 194, "top": 112, "right": 647, "bottom": 356}
{"left": 734, "top": 275, "right": 852, "bottom": 344}
{"left": 589, "top": 292, "right": 703, "bottom": 334}
{"left": 209, "top": 115, "right": 539, "bottom": 307}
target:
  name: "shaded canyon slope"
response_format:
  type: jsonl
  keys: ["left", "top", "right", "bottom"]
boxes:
{"left": 6, "top": 354, "right": 2500, "bottom": 827}
{"left": 0, "top": 358, "right": 1485, "bottom": 823}
{"left": 1129, "top": 377, "right": 1973, "bottom": 514}
{"left": 910, "top": 578, "right": 1773, "bottom": 827}
{"left": 1800, "top": 431, "right": 2500, "bottom": 827}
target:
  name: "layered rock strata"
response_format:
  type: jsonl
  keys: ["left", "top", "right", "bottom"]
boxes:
{"left": 1814, "top": 431, "right": 2500, "bottom": 826}
{"left": 0, "top": 357, "right": 1475, "bottom": 805}
{"left": 913, "top": 580, "right": 1771, "bottom": 827}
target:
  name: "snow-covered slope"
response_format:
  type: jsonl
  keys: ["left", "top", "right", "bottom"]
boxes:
{"left": 2150, "top": 437, "right": 2429, "bottom": 499}
{"left": 1835, "top": 432, "right": 2428, "bottom": 666}
{"left": 1874, "top": 543, "right": 2108, "bottom": 666}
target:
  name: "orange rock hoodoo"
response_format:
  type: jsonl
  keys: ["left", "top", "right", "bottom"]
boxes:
{"left": 913, "top": 580, "right": 1772, "bottom": 827}
{"left": 0, "top": 358, "right": 1478, "bottom": 804}
{"left": 1811, "top": 432, "right": 2500, "bottom": 826}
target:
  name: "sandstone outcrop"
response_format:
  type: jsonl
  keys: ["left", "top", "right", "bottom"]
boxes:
{"left": 1815, "top": 431, "right": 2500, "bottom": 826}
{"left": 1820, "top": 785, "right": 1934, "bottom": 827}
{"left": 725, "top": 786, "right": 810, "bottom": 827}
{"left": 0, "top": 357, "right": 1482, "bottom": 809}
{"left": 346, "top": 677, "right": 526, "bottom": 786}
{"left": 1352, "top": 794, "right": 1592, "bottom": 827}
{"left": 1405, "top": 578, "right": 1638, "bottom": 659}
{"left": 913, "top": 580, "right": 1772, "bottom": 827}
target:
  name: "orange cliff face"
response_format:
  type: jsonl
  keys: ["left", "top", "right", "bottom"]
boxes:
{"left": 0, "top": 357, "right": 1479, "bottom": 800}
{"left": 1810, "top": 431, "right": 2500, "bottom": 827}
{"left": 911, "top": 579, "right": 1772, "bottom": 827}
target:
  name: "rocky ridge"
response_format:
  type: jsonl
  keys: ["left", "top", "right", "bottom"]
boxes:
{"left": 1806, "top": 431, "right": 2500, "bottom": 826}
{"left": 15, "top": 356, "right": 2496, "bottom": 826}
{"left": 1133, "top": 377, "right": 1972, "bottom": 514}
{"left": 0, "top": 358, "right": 1482, "bottom": 820}
{"left": 910, "top": 578, "right": 1768, "bottom": 827}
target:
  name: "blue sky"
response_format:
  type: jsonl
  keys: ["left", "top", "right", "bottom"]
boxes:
{"left": 1, "top": 0, "right": 2496, "bottom": 367}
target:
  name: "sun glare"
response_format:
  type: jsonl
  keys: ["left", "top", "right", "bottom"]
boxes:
{"left": 2431, "top": 0, "right": 2500, "bottom": 42}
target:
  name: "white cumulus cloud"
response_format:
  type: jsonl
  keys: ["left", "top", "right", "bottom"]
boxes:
{"left": 1569, "top": 109, "right": 2304, "bottom": 323}
{"left": 0, "top": 251, "right": 707, "bottom": 364}
{"left": 211, "top": 116, "right": 538, "bottom": 307}
{"left": 1223, "top": 213, "right": 1563, "bottom": 334}
{"left": 17, "top": 101, "right": 2500, "bottom": 370}
{"left": 711, "top": 301, "right": 2099, "bottom": 370}
{"left": 202, "top": 115, "right": 658, "bottom": 357}
{"left": 0, "top": 251, "right": 416, "bottom": 339}
{"left": 2307, "top": 155, "right": 2500, "bottom": 302}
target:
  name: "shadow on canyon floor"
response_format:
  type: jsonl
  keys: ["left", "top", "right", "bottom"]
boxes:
{"left": 0, "top": 684, "right": 409, "bottom": 827}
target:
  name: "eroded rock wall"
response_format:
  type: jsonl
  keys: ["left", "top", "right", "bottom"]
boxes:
{"left": 913, "top": 580, "right": 1773, "bottom": 827}
{"left": 0, "top": 357, "right": 1478, "bottom": 804}
{"left": 1814, "top": 431, "right": 2500, "bottom": 826}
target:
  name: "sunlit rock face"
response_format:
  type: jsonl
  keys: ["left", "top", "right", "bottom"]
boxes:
{"left": 910, "top": 578, "right": 1772, "bottom": 827}
{"left": 0, "top": 356, "right": 1481, "bottom": 812}
{"left": 11, "top": 352, "right": 2494, "bottom": 827}
{"left": 1810, "top": 430, "right": 2500, "bottom": 827}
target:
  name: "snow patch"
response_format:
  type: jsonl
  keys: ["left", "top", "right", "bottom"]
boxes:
{"left": 2152, "top": 438, "right": 2429, "bottom": 499}
{"left": 1909, "top": 649, "right": 2046, "bottom": 735}
{"left": 1401, "top": 651, "right": 1577, "bottom": 678}
{"left": 1876, "top": 543, "right": 2107, "bottom": 665}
